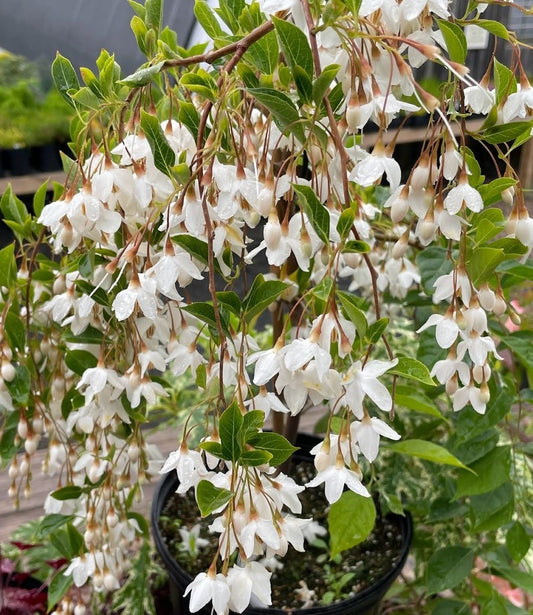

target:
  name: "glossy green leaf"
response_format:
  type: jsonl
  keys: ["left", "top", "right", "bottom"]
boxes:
{"left": 456, "top": 446, "right": 511, "bottom": 497}
{"left": 120, "top": 61, "right": 165, "bottom": 87}
{"left": 240, "top": 449, "right": 273, "bottom": 466}
{"left": 426, "top": 546, "right": 474, "bottom": 594}
{"left": 476, "top": 19, "right": 509, "bottom": 40}
{"left": 416, "top": 246, "right": 452, "bottom": 295}
{"left": 293, "top": 184, "right": 330, "bottom": 244}
{"left": 196, "top": 480, "right": 233, "bottom": 517}
{"left": 0, "top": 243, "right": 16, "bottom": 289}
{"left": 431, "top": 599, "right": 470, "bottom": 615}
{"left": 312, "top": 64, "right": 340, "bottom": 105}
{"left": 247, "top": 432, "right": 298, "bottom": 466}
{"left": 294, "top": 65, "right": 313, "bottom": 103}
{"left": 390, "top": 439, "right": 470, "bottom": 470}
{"left": 437, "top": 19, "right": 467, "bottom": 64}
{"left": 51, "top": 485, "right": 84, "bottom": 501}
{"left": 65, "top": 349, "right": 98, "bottom": 377}
{"left": 337, "top": 291, "right": 368, "bottom": 338}
{"left": 145, "top": 0, "right": 163, "bottom": 31}
{"left": 394, "top": 387, "right": 444, "bottom": 418}
{"left": 468, "top": 246, "right": 505, "bottom": 285}
{"left": 483, "top": 121, "right": 532, "bottom": 145}
{"left": 242, "top": 410, "right": 265, "bottom": 441}
{"left": 140, "top": 109, "right": 176, "bottom": 177}
{"left": 5, "top": 365, "right": 31, "bottom": 405}
{"left": 506, "top": 521, "right": 531, "bottom": 562}
{"left": 245, "top": 30, "right": 279, "bottom": 75}
{"left": 342, "top": 240, "right": 370, "bottom": 253}
{"left": 494, "top": 59, "right": 516, "bottom": 104}
{"left": 36, "top": 514, "right": 76, "bottom": 539}
{"left": 216, "top": 291, "right": 241, "bottom": 315}
{"left": 367, "top": 317, "right": 389, "bottom": 344}
{"left": 247, "top": 87, "right": 305, "bottom": 142}
{"left": 477, "top": 177, "right": 516, "bottom": 207}
{"left": 336, "top": 209, "right": 355, "bottom": 239}
{"left": 390, "top": 357, "right": 436, "bottom": 386}
{"left": 48, "top": 573, "right": 73, "bottom": 612}
{"left": 32, "top": 179, "right": 50, "bottom": 218}
{"left": 329, "top": 492, "right": 376, "bottom": 558}
{"left": 5, "top": 310, "right": 27, "bottom": 351}
{"left": 470, "top": 482, "right": 514, "bottom": 531}
{"left": 180, "top": 70, "right": 217, "bottom": 101}
{"left": 219, "top": 402, "right": 244, "bottom": 462}
{"left": 194, "top": 0, "right": 224, "bottom": 38}
{"left": 51, "top": 52, "right": 79, "bottom": 106}
{"left": 272, "top": 16, "right": 314, "bottom": 78}
{"left": 72, "top": 86, "right": 103, "bottom": 110}
{"left": 1, "top": 185, "right": 29, "bottom": 228}
{"left": 242, "top": 274, "right": 288, "bottom": 321}
{"left": 500, "top": 331, "right": 533, "bottom": 371}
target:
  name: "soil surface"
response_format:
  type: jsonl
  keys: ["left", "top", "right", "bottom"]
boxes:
{"left": 158, "top": 460, "right": 407, "bottom": 611}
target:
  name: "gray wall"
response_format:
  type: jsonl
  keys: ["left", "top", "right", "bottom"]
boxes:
{"left": 0, "top": 0, "right": 196, "bottom": 77}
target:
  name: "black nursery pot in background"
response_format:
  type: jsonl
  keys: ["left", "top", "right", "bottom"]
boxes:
{"left": 151, "top": 434, "right": 413, "bottom": 615}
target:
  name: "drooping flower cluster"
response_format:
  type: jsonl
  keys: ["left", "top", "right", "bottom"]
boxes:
{"left": 1, "top": 0, "right": 532, "bottom": 612}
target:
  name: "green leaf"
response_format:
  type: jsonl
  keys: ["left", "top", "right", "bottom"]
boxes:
{"left": 120, "top": 60, "right": 165, "bottom": 87}
{"left": 32, "top": 180, "right": 49, "bottom": 218}
{"left": 5, "top": 365, "right": 31, "bottom": 405}
{"left": 128, "top": 0, "right": 146, "bottom": 19}
{"left": 312, "top": 64, "right": 340, "bottom": 106}
{"left": 456, "top": 446, "right": 511, "bottom": 497}
{"left": 477, "top": 177, "right": 516, "bottom": 207}
{"left": 216, "top": 291, "right": 241, "bottom": 315}
{"left": 416, "top": 246, "right": 452, "bottom": 295}
{"left": 432, "top": 599, "right": 471, "bottom": 615}
{"left": 506, "top": 521, "right": 530, "bottom": 562}
{"left": 199, "top": 440, "right": 224, "bottom": 458}
{"left": 468, "top": 246, "right": 505, "bottom": 285}
{"left": 426, "top": 546, "right": 474, "bottom": 594}
{"left": 394, "top": 386, "right": 444, "bottom": 418}
{"left": 219, "top": 402, "right": 244, "bottom": 462}
{"left": 51, "top": 53, "right": 79, "bottom": 106}
{"left": 272, "top": 16, "right": 314, "bottom": 78}
{"left": 180, "top": 70, "right": 217, "bottom": 101}
{"left": 65, "top": 349, "right": 98, "bottom": 377}
{"left": 494, "top": 59, "right": 516, "bottom": 105}
{"left": 248, "top": 87, "right": 305, "bottom": 143}
{"left": 500, "top": 331, "right": 533, "bottom": 372}
{"left": 483, "top": 122, "right": 532, "bottom": 145}
{"left": 240, "top": 449, "right": 273, "bottom": 466}
{"left": 337, "top": 291, "right": 368, "bottom": 338}
{"left": 183, "top": 302, "right": 231, "bottom": 336}
{"left": 294, "top": 65, "right": 313, "bottom": 103}
{"left": 242, "top": 274, "right": 288, "bottom": 321}
{"left": 216, "top": 0, "right": 245, "bottom": 31}
{"left": 130, "top": 15, "right": 148, "bottom": 54}
{"left": 366, "top": 317, "right": 389, "bottom": 344}
{"left": 342, "top": 240, "right": 370, "bottom": 253}
{"left": 48, "top": 573, "right": 73, "bottom": 612}
{"left": 178, "top": 101, "right": 201, "bottom": 140}
{"left": 245, "top": 30, "right": 279, "bottom": 75}
{"left": 389, "top": 439, "right": 470, "bottom": 470}
{"left": 329, "top": 492, "right": 376, "bottom": 558}
{"left": 71, "top": 86, "right": 102, "bottom": 110}
{"left": 36, "top": 514, "right": 76, "bottom": 539}
{"left": 390, "top": 357, "right": 436, "bottom": 386}
{"left": 336, "top": 209, "right": 355, "bottom": 239}
{"left": 173, "top": 234, "right": 208, "bottom": 265}
{"left": 140, "top": 109, "right": 176, "bottom": 177}
{"left": 293, "top": 184, "right": 330, "bottom": 244}
{"left": 196, "top": 480, "right": 233, "bottom": 517}
{"left": 247, "top": 432, "right": 298, "bottom": 466}
{"left": 448, "top": 428, "right": 499, "bottom": 465}
{"left": 241, "top": 411, "right": 265, "bottom": 444}
{"left": 145, "top": 0, "right": 163, "bottom": 31}
{"left": 4, "top": 310, "right": 25, "bottom": 352}
{"left": 1, "top": 184, "right": 29, "bottom": 227}
{"left": 475, "top": 19, "right": 509, "bottom": 41}
{"left": 478, "top": 594, "right": 507, "bottom": 615}
{"left": 0, "top": 243, "right": 16, "bottom": 289}
{"left": 50, "top": 523, "right": 84, "bottom": 560}
{"left": 470, "top": 482, "right": 514, "bottom": 532}
{"left": 51, "top": 485, "right": 84, "bottom": 501}
{"left": 110, "top": 541, "right": 157, "bottom": 615}
{"left": 437, "top": 19, "right": 467, "bottom": 64}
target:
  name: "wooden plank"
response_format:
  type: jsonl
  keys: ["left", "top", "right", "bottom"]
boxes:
{"left": 0, "top": 171, "right": 65, "bottom": 196}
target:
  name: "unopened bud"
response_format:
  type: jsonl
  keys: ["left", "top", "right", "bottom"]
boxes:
{"left": 479, "top": 381, "right": 491, "bottom": 404}
{"left": 446, "top": 374, "right": 458, "bottom": 396}
{"left": 1, "top": 361, "right": 15, "bottom": 382}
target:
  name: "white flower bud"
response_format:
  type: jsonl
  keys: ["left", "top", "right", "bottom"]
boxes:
{"left": 74, "top": 605, "right": 86, "bottom": 615}
{"left": 1, "top": 361, "right": 16, "bottom": 382}
{"left": 25, "top": 434, "right": 39, "bottom": 455}
{"left": 106, "top": 508, "right": 119, "bottom": 528}
{"left": 17, "top": 418, "right": 28, "bottom": 440}
{"left": 479, "top": 382, "right": 490, "bottom": 403}
{"left": 19, "top": 454, "right": 30, "bottom": 476}
{"left": 2, "top": 346, "right": 12, "bottom": 360}
{"left": 493, "top": 294, "right": 507, "bottom": 316}
{"left": 264, "top": 213, "right": 281, "bottom": 250}
{"left": 128, "top": 442, "right": 141, "bottom": 462}
{"left": 53, "top": 276, "right": 66, "bottom": 295}
{"left": 8, "top": 459, "right": 18, "bottom": 480}
{"left": 478, "top": 284, "right": 495, "bottom": 311}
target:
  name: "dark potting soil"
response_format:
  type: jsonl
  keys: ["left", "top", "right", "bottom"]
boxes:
{"left": 157, "top": 460, "right": 406, "bottom": 611}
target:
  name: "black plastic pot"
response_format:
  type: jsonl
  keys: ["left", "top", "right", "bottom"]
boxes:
{"left": 2, "top": 147, "right": 33, "bottom": 175}
{"left": 151, "top": 433, "right": 413, "bottom": 615}
{"left": 31, "top": 144, "right": 62, "bottom": 172}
